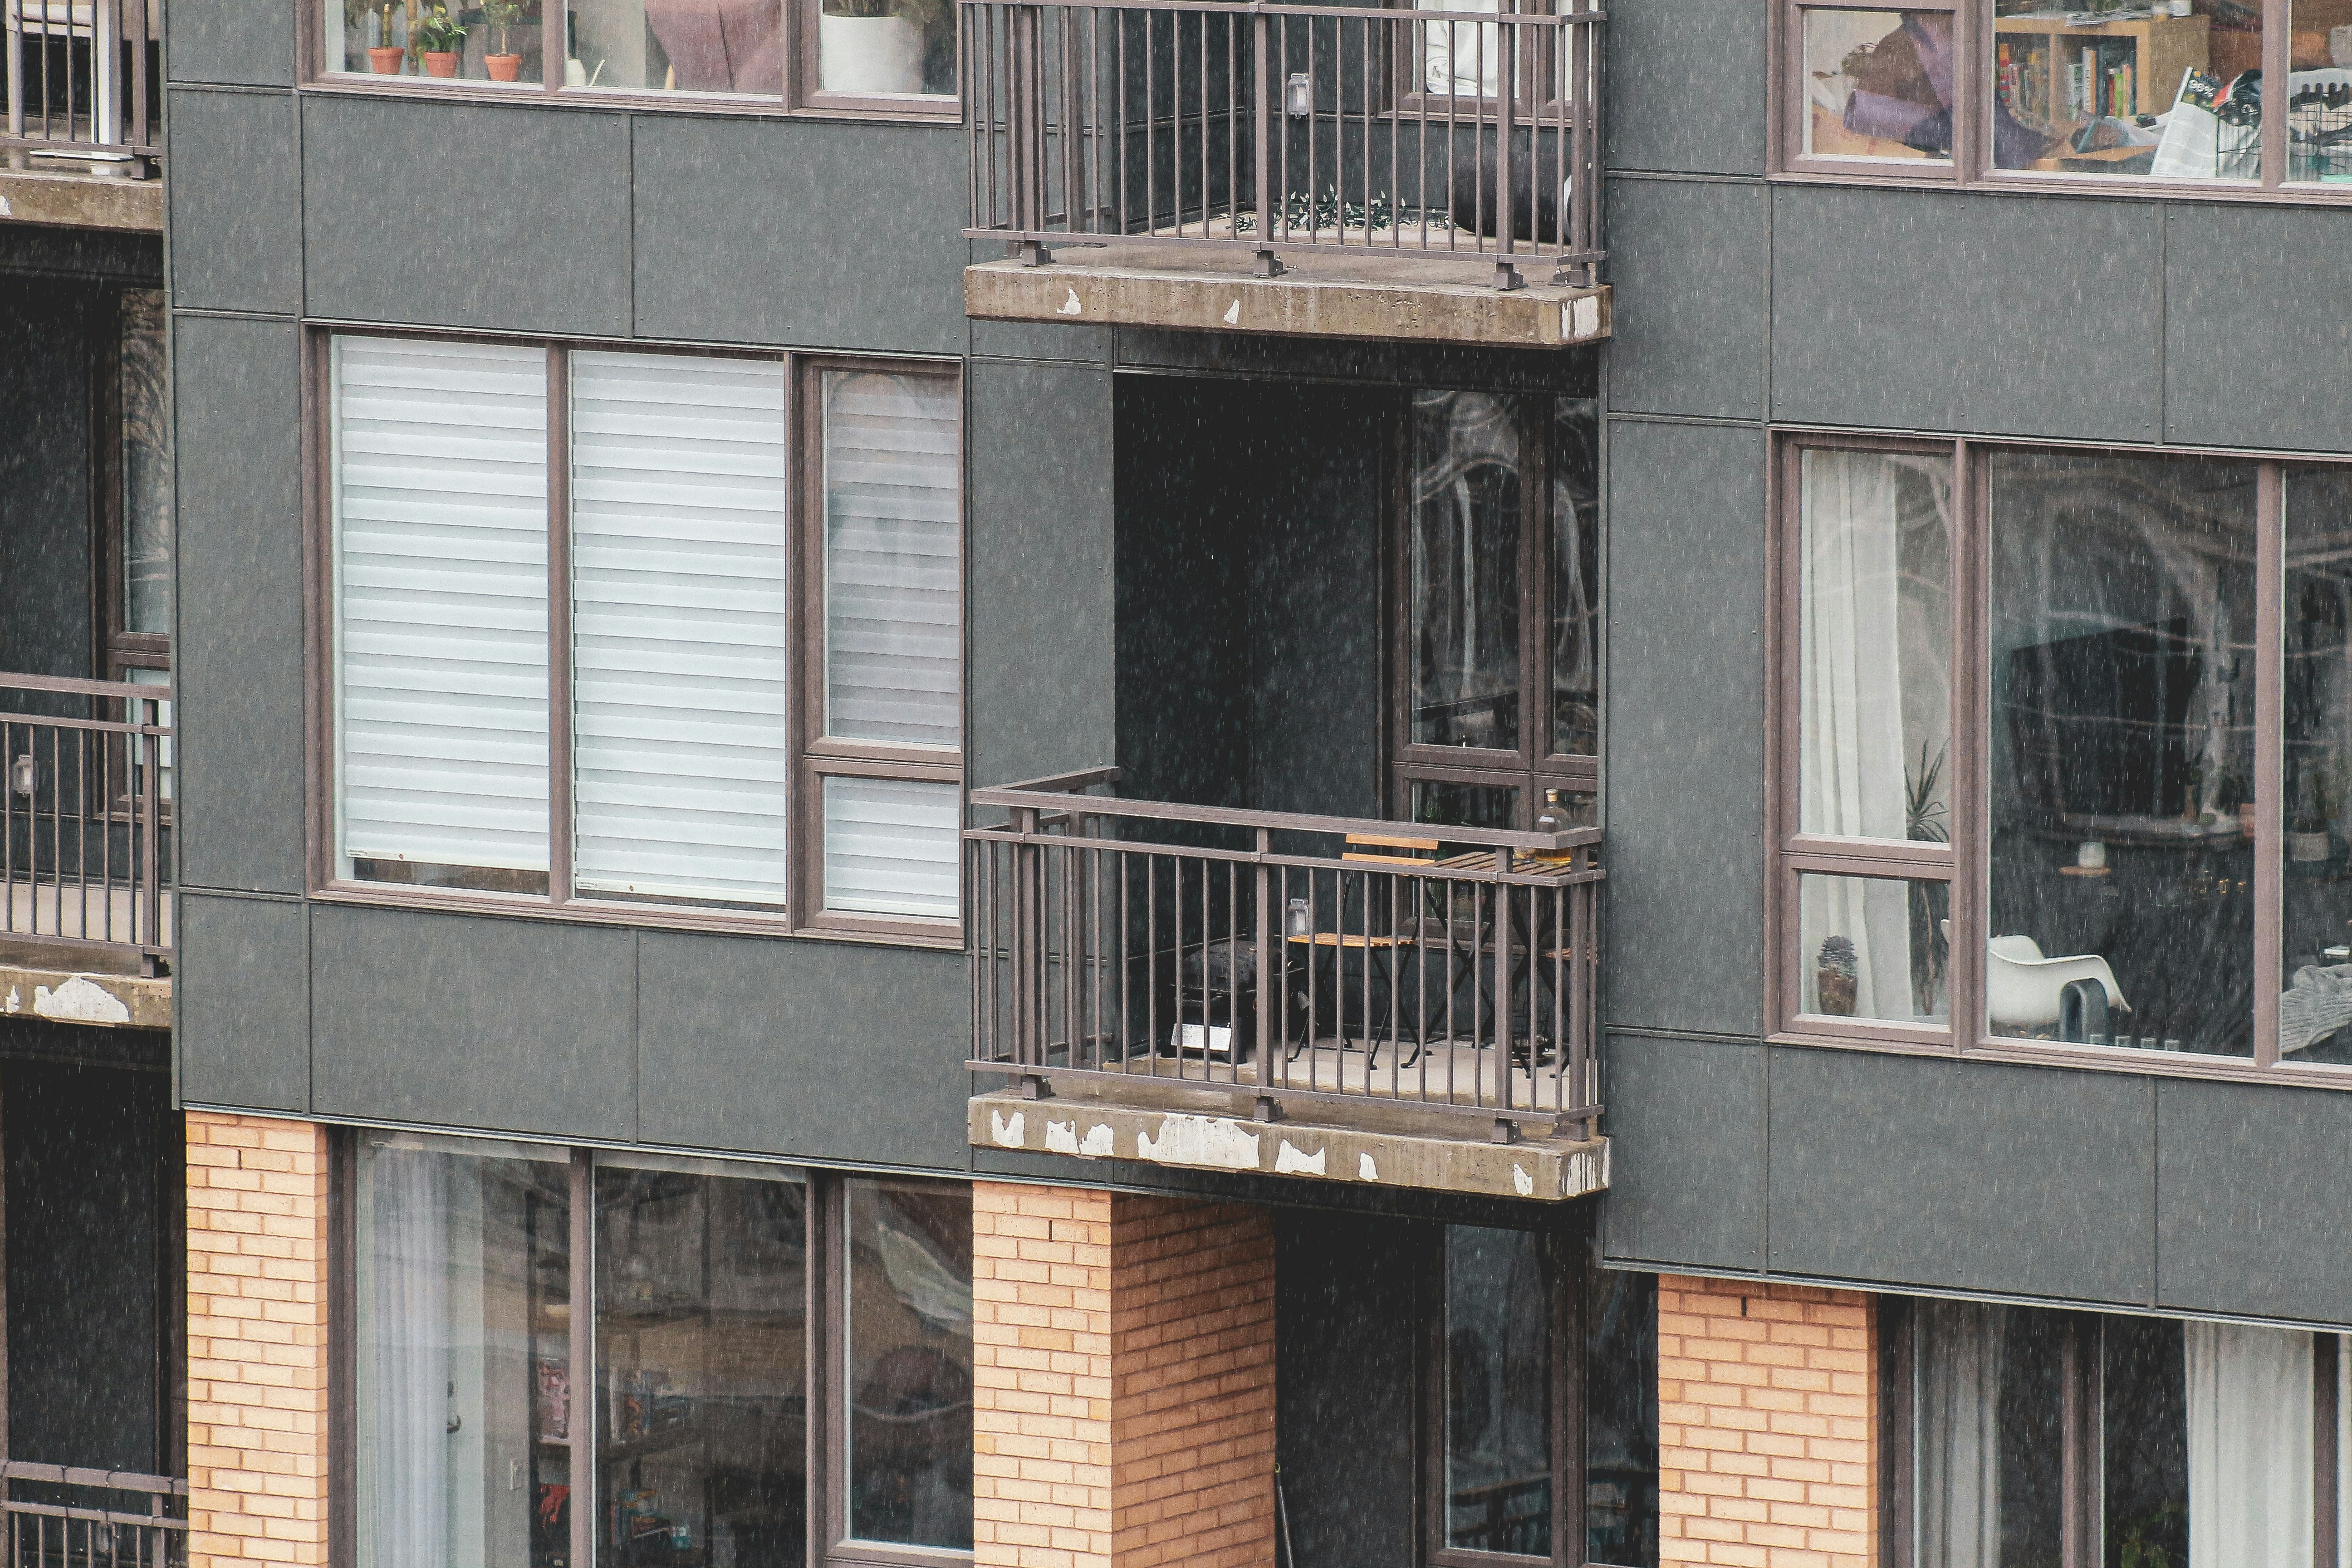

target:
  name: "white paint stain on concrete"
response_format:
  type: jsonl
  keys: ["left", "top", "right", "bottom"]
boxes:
{"left": 1274, "top": 1140, "right": 1326, "bottom": 1176}
{"left": 35, "top": 976, "right": 129, "bottom": 1025}
{"left": 990, "top": 1108, "right": 1027, "bottom": 1148}
{"left": 1045, "top": 1119, "right": 1080, "bottom": 1155}
{"left": 1137, "top": 1113, "right": 1260, "bottom": 1170}
{"left": 0, "top": 196, "right": 12, "bottom": 218}
{"left": 1080, "top": 1124, "right": 1115, "bottom": 1157}
{"left": 1511, "top": 1162, "right": 1533, "bottom": 1197}
{"left": 1058, "top": 288, "right": 1083, "bottom": 315}
{"left": 4, "top": 986, "right": 17, "bottom": 1014}
{"left": 1569, "top": 295, "right": 1601, "bottom": 339}
{"left": 1358, "top": 1152, "right": 1379, "bottom": 1181}
{"left": 1222, "top": 299, "right": 1241, "bottom": 325}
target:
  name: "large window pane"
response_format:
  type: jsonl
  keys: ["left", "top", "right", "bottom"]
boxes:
{"left": 823, "top": 371, "right": 960, "bottom": 749}
{"left": 119, "top": 289, "right": 170, "bottom": 639}
{"left": 2288, "top": 1, "right": 2352, "bottom": 181}
{"left": 1411, "top": 391, "right": 1521, "bottom": 753}
{"left": 1444, "top": 1225, "right": 1550, "bottom": 1558}
{"left": 1911, "top": 1300, "right": 2065, "bottom": 1565}
{"left": 1553, "top": 397, "right": 1600, "bottom": 758}
{"left": 843, "top": 1177, "right": 972, "bottom": 1551}
{"left": 818, "top": 0, "right": 957, "bottom": 96}
{"left": 2283, "top": 468, "right": 2352, "bottom": 1062}
{"left": 566, "top": 0, "right": 778, "bottom": 91}
{"left": 1586, "top": 1269, "right": 1657, "bottom": 1568}
{"left": 1798, "top": 448, "right": 1952, "bottom": 844}
{"left": 333, "top": 336, "right": 551, "bottom": 895}
{"left": 1987, "top": 451, "right": 2255, "bottom": 1056}
{"left": 355, "top": 1137, "right": 573, "bottom": 1568}
{"left": 1800, "top": 8, "right": 1955, "bottom": 161}
{"left": 1992, "top": 1, "right": 2261, "bottom": 178}
{"left": 596, "top": 1157, "right": 808, "bottom": 1568}
{"left": 325, "top": 0, "right": 547, "bottom": 81}
{"left": 1798, "top": 872, "right": 1949, "bottom": 1024}
{"left": 571, "top": 352, "right": 793, "bottom": 910}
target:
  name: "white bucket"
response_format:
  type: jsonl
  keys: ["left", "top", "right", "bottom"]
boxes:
{"left": 819, "top": 13, "right": 925, "bottom": 94}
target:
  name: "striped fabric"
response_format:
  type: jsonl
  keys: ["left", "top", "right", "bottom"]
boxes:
{"left": 822, "top": 776, "right": 958, "bottom": 919}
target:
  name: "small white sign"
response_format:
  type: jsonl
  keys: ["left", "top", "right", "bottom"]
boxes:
{"left": 1173, "top": 1023, "right": 1234, "bottom": 1057}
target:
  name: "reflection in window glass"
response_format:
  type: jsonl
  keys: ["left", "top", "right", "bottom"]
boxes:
{"left": 1411, "top": 780, "right": 1519, "bottom": 832}
{"left": 567, "top": 0, "right": 779, "bottom": 93}
{"left": 1991, "top": 0, "right": 2261, "bottom": 178}
{"left": 844, "top": 1178, "right": 972, "bottom": 1550}
{"left": 1800, "top": 9, "right": 1955, "bottom": 161}
{"left": 355, "top": 1138, "right": 573, "bottom": 1568}
{"left": 1798, "top": 872, "right": 1948, "bottom": 1024}
{"left": 119, "top": 289, "right": 171, "bottom": 639}
{"left": 1911, "top": 1300, "right": 2064, "bottom": 1564}
{"left": 1798, "top": 448, "right": 1952, "bottom": 843}
{"left": 1553, "top": 397, "right": 1600, "bottom": 759}
{"left": 325, "top": 0, "right": 548, "bottom": 80}
{"left": 1411, "top": 391, "right": 1521, "bottom": 753}
{"left": 2288, "top": 0, "right": 2352, "bottom": 181}
{"left": 1444, "top": 1225, "right": 1550, "bottom": 1557}
{"left": 1987, "top": 452, "right": 2254, "bottom": 1056}
{"left": 2283, "top": 469, "right": 2352, "bottom": 1063}
{"left": 818, "top": 0, "right": 957, "bottom": 96}
{"left": 595, "top": 1159, "right": 807, "bottom": 1568}
{"left": 1586, "top": 1270, "right": 1657, "bottom": 1568}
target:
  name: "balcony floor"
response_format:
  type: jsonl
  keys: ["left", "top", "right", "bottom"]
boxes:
{"left": 965, "top": 240, "right": 1608, "bottom": 347}
{"left": 1108, "top": 1032, "right": 1586, "bottom": 1113}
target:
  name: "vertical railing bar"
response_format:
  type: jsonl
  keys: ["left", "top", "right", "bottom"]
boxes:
{"left": 76, "top": 728, "right": 89, "bottom": 940}
{"left": 1225, "top": 12, "right": 1236, "bottom": 242}
{"left": 1145, "top": 853, "right": 1159, "bottom": 1078}
{"left": 1304, "top": 15, "right": 1316, "bottom": 236}
{"left": 1145, "top": 10, "right": 1156, "bottom": 235}
{"left": 1197, "top": 8, "right": 1209, "bottom": 237}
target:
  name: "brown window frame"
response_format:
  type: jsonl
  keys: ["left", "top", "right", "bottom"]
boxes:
{"left": 1388, "top": 391, "right": 1601, "bottom": 832}
{"left": 1764, "top": 430, "right": 2352, "bottom": 1088}
{"left": 96, "top": 284, "right": 172, "bottom": 691}
{"left": 328, "top": 1132, "right": 979, "bottom": 1568}
{"left": 304, "top": 328, "right": 965, "bottom": 948}
{"left": 1765, "top": 0, "right": 2352, "bottom": 201}
{"left": 1877, "top": 1296, "right": 2346, "bottom": 1567}
{"left": 298, "top": 0, "right": 962, "bottom": 120}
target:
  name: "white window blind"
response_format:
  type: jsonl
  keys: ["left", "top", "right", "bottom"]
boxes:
{"left": 333, "top": 337, "right": 550, "bottom": 874}
{"left": 823, "top": 372, "right": 960, "bottom": 748}
{"left": 822, "top": 777, "right": 959, "bottom": 918}
{"left": 569, "top": 351, "right": 793, "bottom": 906}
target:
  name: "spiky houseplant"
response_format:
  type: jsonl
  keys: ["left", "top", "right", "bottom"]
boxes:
{"left": 1906, "top": 741, "right": 1950, "bottom": 1017}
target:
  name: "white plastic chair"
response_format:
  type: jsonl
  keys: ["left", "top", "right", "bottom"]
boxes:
{"left": 1985, "top": 934, "right": 2127, "bottom": 1032}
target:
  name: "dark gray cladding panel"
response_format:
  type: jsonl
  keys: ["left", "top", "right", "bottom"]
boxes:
{"left": 1767, "top": 1048, "right": 2156, "bottom": 1305}
{"left": 2156, "top": 1078, "right": 2352, "bottom": 1326}
{"left": 636, "top": 932, "right": 970, "bottom": 1169}
{"left": 970, "top": 318, "right": 1113, "bottom": 364}
{"left": 632, "top": 116, "right": 966, "bottom": 353}
{"left": 1604, "top": 418, "right": 1764, "bottom": 1038}
{"left": 1605, "top": 176, "right": 1767, "bottom": 421}
{"left": 178, "top": 893, "right": 310, "bottom": 1112}
{"left": 1770, "top": 187, "right": 2162, "bottom": 443}
{"left": 165, "top": 0, "right": 294, "bottom": 86}
{"left": 965, "top": 359, "right": 1115, "bottom": 793}
{"left": 1604, "top": 0, "right": 1765, "bottom": 176}
{"left": 174, "top": 313, "right": 307, "bottom": 894}
{"left": 1598, "top": 1034, "right": 1765, "bottom": 1271}
{"left": 303, "top": 95, "right": 631, "bottom": 337}
{"left": 310, "top": 906, "right": 637, "bottom": 1141}
{"left": 164, "top": 90, "right": 303, "bottom": 316}
{"left": 2165, "top": 204, "right": 2352, "bottom": 455}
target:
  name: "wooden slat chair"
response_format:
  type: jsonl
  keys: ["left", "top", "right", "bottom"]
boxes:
{"left": 1277, "top": 833, "right": 1444, "bottom": 1065}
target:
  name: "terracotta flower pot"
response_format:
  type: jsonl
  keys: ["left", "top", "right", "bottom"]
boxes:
{"left": 485, "top": 52, "right": 522, "bottom": 81}
{"left": 368, "top": 44, "right": 406, "bottom": 73}
{"left": 1816, "top": 969, "right": 1857, "bottom": 1017}
{"left": 422, "top": 50, "right": 460, "bottom": 77}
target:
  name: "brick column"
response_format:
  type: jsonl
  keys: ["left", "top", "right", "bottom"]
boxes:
{"left": 185, "top": 1113, "right": 331, "bottom": 1568}
{"left": 971, "top": 1182, "right": 1277, "bottom": 1568}
{"left": 1656, "top": 1276, "right": 1877, "bottom": 1568}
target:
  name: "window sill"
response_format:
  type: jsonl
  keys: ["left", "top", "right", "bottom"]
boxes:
{"left": 309, "top": 879, "right": 965, "bottom": 951}
{"left": 299, "top": 74, "right": 965, "bottom": 125}
{"left": 1765, "top": 1026, "right": 2352, "bottom": 1090}
{"left": 1763, "top": 164, "right": 2347, "bottom": 209}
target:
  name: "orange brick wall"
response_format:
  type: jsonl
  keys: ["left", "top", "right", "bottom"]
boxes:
{"left": 971, "top": 1182, "right": 1276, "bottom": 1568}
{"left": 1657, "top": 1275, "right": 1877, "bottom": 1568}
{"left": 185, "top": 1113, "right": 331, "bottom": 1568}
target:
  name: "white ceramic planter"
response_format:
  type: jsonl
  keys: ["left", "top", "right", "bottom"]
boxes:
{"left": 820, "top": 14, "right": 925, "bottom": 94}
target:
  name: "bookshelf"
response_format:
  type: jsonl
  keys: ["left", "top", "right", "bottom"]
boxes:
{"left": 1995, "top": 10, "right": 2211, "bottom": 168}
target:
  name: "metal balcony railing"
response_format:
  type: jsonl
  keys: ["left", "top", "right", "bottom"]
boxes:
{"left": 4, "top": 0, "right": 162, "bottom": 171}
{"left": 1, "top": 1462, "right": 187, "bottom": 1568}
{"left": 967, "top": 768, "right": 1602, "bottom": 1139}
{"left": 962, "top": 0, "right": 1603, "bottom": 290}
{"left": 0, "top": 673, "right": 172, "bottom": 972}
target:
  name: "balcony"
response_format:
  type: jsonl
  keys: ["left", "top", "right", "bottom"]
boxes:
{"left": 2, "top": 0, "right": 163, "bottom": 233}
{"left": 960, "top": 0, "right": 1607, "bottom": 347}
{"left": 966, "top": 769, "right": 1607, "bottom": 1201}
{"left": 2, "top": 1462, "right": 188, "bottom": 1567}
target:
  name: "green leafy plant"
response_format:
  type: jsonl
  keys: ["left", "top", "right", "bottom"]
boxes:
{"left": 1906, "top": 742, "right": 1951, "bottom": 1018}
{"left": 480, "top": 0, "right": 522, "bottom": 54}
{"left": 412, "top": 3, "right": 466, "bottom": 52}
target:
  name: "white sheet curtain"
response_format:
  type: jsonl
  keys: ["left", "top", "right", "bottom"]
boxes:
{"left": 333, "top": 336, "right": 550, "bottom": 875}
{"left": 1916, "top": 1300, "right": 2005, "bottom": 1568}
{"left": 570, "top": 351, "right": 793, "bottom": 905}
{"left": 1424, "top": 0, "right": 1503, "bottom": 98}
{"left": 362, "top": 1148, "right": 454, "bottom": 1568}
{"left": 2185, "top": 1322, "right": 2313, "bottom": 1568}
{"left": 1798, "top": 449, "right": 1922, "bottom": 1016}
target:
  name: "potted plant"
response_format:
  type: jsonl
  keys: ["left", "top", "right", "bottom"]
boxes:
{"left": 413, "top": 4, "right": 466, "bottom": 77}
{"left": 481, "top": 0, "right": 524, "bottom": 80}
{"left": 367, "top": 0, "right": 406, "bottom": 72}
{"left": 818, "top": 0, "right": 926, "bottom": 94}
{"left": 1816, "top": 935, "right": 1858, "bottom": 1017}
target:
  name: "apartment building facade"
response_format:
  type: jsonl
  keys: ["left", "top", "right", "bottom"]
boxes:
{"left": 4, "top": 0, "right": 2352, "bottom": 1564}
